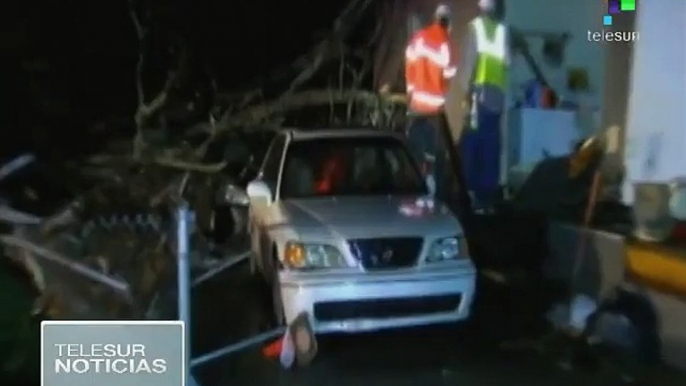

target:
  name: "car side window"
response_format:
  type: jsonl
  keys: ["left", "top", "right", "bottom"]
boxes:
{"left": 260, "top": 134, "right": 287, "bottom": 189}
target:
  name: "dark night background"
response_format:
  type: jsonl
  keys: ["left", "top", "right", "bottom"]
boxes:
{"left": 1, "top": 0, "right": 347, "bottom": 160}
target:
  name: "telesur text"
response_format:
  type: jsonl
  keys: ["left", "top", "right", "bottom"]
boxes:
{"left": 53, "top": 343, "right": 167, "bottom": 374}
{"left": 587, "top": 30, "right": 639, "bottom": 43}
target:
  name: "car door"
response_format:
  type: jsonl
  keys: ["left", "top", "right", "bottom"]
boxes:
{"left": 249, "top": 133, "right": 287, "bottom": 270}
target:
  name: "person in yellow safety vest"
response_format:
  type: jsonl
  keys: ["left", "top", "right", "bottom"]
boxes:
{"left": 458, "top": 0, "right": 509, "bottom": 213}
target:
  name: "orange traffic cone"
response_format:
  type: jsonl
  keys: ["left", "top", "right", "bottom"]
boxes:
{"left": 260, "top": 312, "right": 318, "bottom": 369}
{"left": 262, "top": 337, "right": 284, "bottom": 359}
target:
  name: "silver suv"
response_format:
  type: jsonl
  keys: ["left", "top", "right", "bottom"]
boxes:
{"left": 247, "top": 128, "right": 476, "bottom": 333}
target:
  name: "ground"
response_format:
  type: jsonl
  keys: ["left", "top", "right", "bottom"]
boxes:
{"left": 2, "top": 258, "right": 41, "bottom": 385}
{"left": 2, "top": 234, "right": 684, "bottom": 386}
{"left": 190, "top": 264, "right": 685, "bottom": 386}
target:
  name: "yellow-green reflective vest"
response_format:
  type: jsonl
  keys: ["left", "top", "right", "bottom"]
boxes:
{"left": 471, "top": 17, "right": 507, "bottom": 90}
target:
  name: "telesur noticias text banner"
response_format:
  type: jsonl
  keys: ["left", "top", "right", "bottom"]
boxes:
{"left": 41, "top": 320, "right": 185, "bottom": 386}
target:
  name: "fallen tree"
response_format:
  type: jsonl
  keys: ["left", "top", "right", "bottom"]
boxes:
{"left": 0, "top": 0, "right": 406, "bottom": 321}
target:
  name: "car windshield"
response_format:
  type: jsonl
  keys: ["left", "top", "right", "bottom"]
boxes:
{"left": 280, "top": 136, "right": 427, "bottom": 198}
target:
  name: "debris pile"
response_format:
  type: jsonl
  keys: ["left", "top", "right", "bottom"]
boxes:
{"left": 0, "top": 157, "right": 251, "bottom": 320}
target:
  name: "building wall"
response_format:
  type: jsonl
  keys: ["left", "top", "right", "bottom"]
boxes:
{"left": 506, "top": 0, "right": 606, "bottom": 116}
{"left": 600, "top": 8, "right": 635, "bottom": 199}
{"left": 622, "top": 0, "right": 686, "bottom": 204}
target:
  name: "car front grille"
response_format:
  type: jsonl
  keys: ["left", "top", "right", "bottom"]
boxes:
{"left": 347, "top": 237, "right": 423, "bottom": 269}
{"left": 313, "top": 295, "right": 462, "bottom": 321}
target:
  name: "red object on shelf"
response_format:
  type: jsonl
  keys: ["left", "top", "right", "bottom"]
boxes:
{"left": 262, "top": 337, "right": 284, "bottom": 359}
{"left": 540, "top": 87, "right": 557, "bottom": 109}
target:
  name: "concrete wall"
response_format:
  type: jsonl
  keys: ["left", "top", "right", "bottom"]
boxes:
{"left": 622, "top": 0, "right": 686, "bottom": 204}
{"left": 546, "top": 223, "right": 626, "bottom": 300}
{"left": 599, "top": 8, "right": 635, "bottom": 199}
{"left": 547, "top": 223, "right": 686, "bottom": 369}
{"left": 644, "top": 288, "right": 686, "bottom": 369}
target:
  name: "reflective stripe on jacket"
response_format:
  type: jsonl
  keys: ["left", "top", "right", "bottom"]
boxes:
{"left": 405, "top": 23, "right": 457, "bottom": 113}
{"left": 471, "top": 17, "right": 507, "bottom": 90}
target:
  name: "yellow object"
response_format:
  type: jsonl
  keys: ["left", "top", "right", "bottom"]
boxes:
{"left": 285, "top": 242, "right": 306, "bottom": 268}
{"left": 472, "top": 17, "right": 508, "bottom": 90}
{"left": 568, "top": 137, "right": 601, "bottom": 178}
{"left": 567, "top": 68, "right": 589, "bottom": 91}
{"left": 625, "top": 242, "right": 686, "bottom": 298}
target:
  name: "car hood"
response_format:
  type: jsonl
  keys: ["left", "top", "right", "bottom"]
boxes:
{"left": 282, "top": 196, "right": 461, "bottom": 239}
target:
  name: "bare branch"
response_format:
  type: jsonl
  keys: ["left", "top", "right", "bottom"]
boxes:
{"left": 0, "top": 235, "right": 131, "bottom": 297}
{"left": 218, "top": 89, "right": 408, "bottom": 129}
{"left": 215, "top": 0, "right": 374, "bottom": 130}
{"left": 134, "top": 69, "right": 178, "bottom": 127}
{"left": 128, "top": 0, "right": 147, "bottom": 106}
{"left": 285, "top": 0, "right": 373, "bottom": 95}
{"left": 153, "top": 157, "right": 227, "bottom": 173}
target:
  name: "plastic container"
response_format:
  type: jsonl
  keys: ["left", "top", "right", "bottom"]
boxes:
{"left": 669, "top": 181, "right": 686, "bottom": 220}
{"left": 632, "top": 183, "right": 676, "bottom": 242}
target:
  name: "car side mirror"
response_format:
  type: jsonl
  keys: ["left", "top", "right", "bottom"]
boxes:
{"left": 247, "top": 180, "right": 273, "bottom": 206}
{"left": 219, "top": 182, "right": 249, "bottom": 206}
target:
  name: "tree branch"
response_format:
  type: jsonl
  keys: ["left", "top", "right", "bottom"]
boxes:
{"left": 153, "top": 157, "right": 227, "bottom": 173}
{"left": 215, "top": 0, "right": 374, "bottom": 131}
{"left": 129, "top": 0, "right": 147, "bottom": 108}
{"left": 218, "top": 89, "right": 406, "bottom": 129}
{"left": 284, "top": 0, "right": 374, "bottom": 95}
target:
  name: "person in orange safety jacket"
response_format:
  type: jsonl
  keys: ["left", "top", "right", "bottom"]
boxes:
{"left": 404, "top": 4, "right": 456, "bottom": 198}
{"left": 405, "top": 3, "right": 457, "bottom": 113}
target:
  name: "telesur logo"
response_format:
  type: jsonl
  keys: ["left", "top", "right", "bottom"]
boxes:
{"left": 588, "top": 0, "right": 639, "bottom": 42}
{"left": 54, "top": 343, "right": 167, "bottom": 374}
{"left": 41, "top": 321, "right": 184, "bottom": 386}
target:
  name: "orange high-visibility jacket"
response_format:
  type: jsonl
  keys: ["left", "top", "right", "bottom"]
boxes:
{"left": 405, "top": 23, "right": 457, "bottom": 113}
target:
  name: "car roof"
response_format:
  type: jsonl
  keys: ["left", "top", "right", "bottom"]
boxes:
{"left": 285, "top": 128, "right": 404, "bottom": 141}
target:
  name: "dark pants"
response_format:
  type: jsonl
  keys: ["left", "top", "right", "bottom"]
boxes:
{"left": 407, "top": 113, "right": 447, "bottom": 197}
{"left": 461, "top": 106, "right": 501, "bottom": 207}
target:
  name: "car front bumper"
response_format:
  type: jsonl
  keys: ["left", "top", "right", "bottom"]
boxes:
{"left": 278, "top": 260, "right": 477, "bottom": 333}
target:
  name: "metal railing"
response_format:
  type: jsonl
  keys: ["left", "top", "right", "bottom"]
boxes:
{"left": 174, "top": 203, "right": 285, "bottom": 385}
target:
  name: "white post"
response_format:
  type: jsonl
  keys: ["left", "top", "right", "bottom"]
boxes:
{"left": 175, "top": 203, "right": 200, "bottom": 386}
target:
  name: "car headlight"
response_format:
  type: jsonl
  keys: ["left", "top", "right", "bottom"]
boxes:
{"left": 284, "top": 241, "right": 346, "bottom": 269}
{"left": 425, "top": 236, "right": 467, "bottom": 262}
